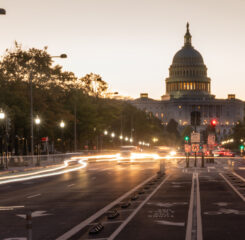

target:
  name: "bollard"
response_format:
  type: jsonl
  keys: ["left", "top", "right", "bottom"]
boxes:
{"left": 26, "top": 211, "right": 32, "bottom": 240}
{"left": 201, "top": 152, "right": 205, "bottom": 168}
{"left": 159, "top": 158, "right": 165, "bottom": 175}
{"left": 194, "top": 152, "right": 197, "bottom": 167}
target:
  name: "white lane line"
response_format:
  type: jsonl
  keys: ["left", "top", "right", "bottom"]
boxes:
{"left": 185, "top": 173, "right": 203, "bottom": 240}
{"left": 232, "top": 171, "right": 245, "bottom": 182}
{"left": 220, "top": 173, "right": 245, "bottom": 202}
{"left": 26, "top": 193, "right": 41, "bottom": 199}
{"left": 186, "top": 173, "right": 194, "bottom": 240}
{"left": 56, "top": 174, "right": 156, "bottom": 240}
{"left": 196, "top": 173, "right": 203, "bottom": 240}
{"left": 67, "top": 184, "right": 75, "bottom": 187}
{"left": 107, "top": 175, "right": 170, "bottom": 240}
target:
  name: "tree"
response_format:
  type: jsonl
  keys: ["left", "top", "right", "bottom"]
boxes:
{"left": 79, "top": 73, "right": 108, "bottom": 98}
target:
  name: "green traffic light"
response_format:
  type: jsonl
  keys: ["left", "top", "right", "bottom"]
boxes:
{"left": 185, "top": 136, "right": 189, "bottom": 141}
{"left": 240, "top": 145, "right": 244, "bottom": 150}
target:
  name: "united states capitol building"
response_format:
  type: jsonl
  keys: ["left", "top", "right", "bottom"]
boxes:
{"left": 131, "top": 23, "right": 244, "bottom": 140}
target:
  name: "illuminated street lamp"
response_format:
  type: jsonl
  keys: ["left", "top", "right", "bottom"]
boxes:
{"left": 30, "top": 54, "right": 67, "bottom": 157}
{"left": 0, "top": 109, "right": 5, "bottom": 120}
{"left": 35, "top": 116, "right": 41, "bottom": 125}
{"left": 0, "top": 109, "right": 6, "bottom": 169}
{"left": 130, "top": 138, "right": 133, "bottom": 143}
{"left": 60, "top": 121, "right": 65, "bottom": 128}
{"left": 104, "top": 130, "right": 108, "bottom": 135}
{"left": 125, "top": 137, "right": 129, "bottom": 141}
{"left": 111, "top": 132, "right": 115, "bottom": 138}
{"left": 119, "top": 135, "right": 123, "bottom": 140}
{"left": 59, "top": 121, "right": 65, "bottom": 152}
{"left": 35, "top": 115, "right": 41, "bottom": 166}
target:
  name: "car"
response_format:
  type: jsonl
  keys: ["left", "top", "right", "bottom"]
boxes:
{"left": 119, "top": 146, "right": 139, "bottom": 159}
{"left": 213, "top": 149, "right": 235, "bottom": 157}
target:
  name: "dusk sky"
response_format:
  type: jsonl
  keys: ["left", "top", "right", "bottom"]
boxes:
{"left": 1, "top": 0, "right": 245, "bottom": 99}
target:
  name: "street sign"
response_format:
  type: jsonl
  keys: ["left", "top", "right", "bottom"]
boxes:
{"left": 203, "top": 144, "right": 208, "bottom": 153}
{"left": 208, "top": 134, "right": 215, "bottom": 145}
{"left": 191, "top": 132, "right": 200, "bottom": 143}
{"left": 41, "top": 137, "right": 48, "bottom": 142}
{"left": 185, "top": 144, "right": 191, "bottom": 153}
{"left": 192, "top": 144, "right": 200, "bottom": 152}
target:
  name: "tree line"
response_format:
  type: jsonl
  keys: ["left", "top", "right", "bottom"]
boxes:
{"left": 0, "top": 43, "right": 181, "bottom": 155}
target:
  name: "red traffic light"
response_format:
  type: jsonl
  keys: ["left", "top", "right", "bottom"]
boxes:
{"left": 211, "top": 119, "right": 217, "bottom": 126}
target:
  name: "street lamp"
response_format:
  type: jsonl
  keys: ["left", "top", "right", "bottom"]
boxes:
{"left": 35, "top": 115, "right": 41, "bottom": 166}
{"left": 104, "top": 130, "right": 108, "bottom": 135}
{"left": 0, "top": 110, "right": 5, "bottom": 120}
{"left": 111, "top": 132, "right": 115, "bottom": 138}
{"left": 60, "top": 121, "right": 65, "bottom": 152}
{"left": 30, "top": 53, "right": 67, "bottom": 157}
{"left": 60, "top": 121, "right": 65, "bottom": 128}
{"left": 0, "top": 109, "right": 5, "bottom": 169}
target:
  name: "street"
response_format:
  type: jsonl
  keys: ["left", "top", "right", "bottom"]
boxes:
{"left": 0, "top": 155, "right": 245, "bottom": 240}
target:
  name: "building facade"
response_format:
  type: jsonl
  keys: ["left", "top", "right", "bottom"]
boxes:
{"left": 131, "top": 23, "right": 244, "bottom": 140}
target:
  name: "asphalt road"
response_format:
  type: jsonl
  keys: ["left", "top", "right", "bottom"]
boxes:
{"left": 0, "top": 156, "right": 245, "bottom": 240}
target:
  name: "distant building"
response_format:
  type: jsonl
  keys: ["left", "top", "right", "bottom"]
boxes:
{"left": 131, "top": 23, "right": 244, "bottom": 140}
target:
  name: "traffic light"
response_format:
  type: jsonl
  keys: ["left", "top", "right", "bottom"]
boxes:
{"left": 240, "top": 145, "right": 244, "bottom": 151}
{"left": 184, "top": 136, "right": 189, "bottom": 142}
{"left": 211, "top": 119, "right": 217, "bottom": 127}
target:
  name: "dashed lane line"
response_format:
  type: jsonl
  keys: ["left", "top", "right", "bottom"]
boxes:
{"left": 56, "top": 174, "right": 157, "bottom": 240}
{"left": 26, "top": 193, "right": 41, "bottom": 199}
{"left": 67, "top": 184, "right": 75, "bottom": 187}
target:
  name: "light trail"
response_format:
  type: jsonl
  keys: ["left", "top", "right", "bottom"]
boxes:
{"left": 0, "top": 159, "right": 87, "bottom": 185}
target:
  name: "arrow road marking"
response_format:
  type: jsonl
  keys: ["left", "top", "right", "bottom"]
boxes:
{"left": 17, "top": 210, "right": 52, "bottom": 219}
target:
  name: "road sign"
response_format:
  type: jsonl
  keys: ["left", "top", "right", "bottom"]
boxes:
{"left": 208, "top": 134, "right": 215, "bottom": 145}
{"left": 192, "top": 144, "right": 200, "bottom": 152}
{"left": 202, "top": 144, "right": 208, "bottom": 153}
{"left": 41, "top": 137, "right": 49, "bottom": 142}
{"left": 185, "top": 144, "right": 191, "bottom": 153}
{"left": 191, "top": 132, "right": 200, "bottom": 143}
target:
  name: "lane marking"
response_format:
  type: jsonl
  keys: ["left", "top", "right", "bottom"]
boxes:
{"left": 107, "top": 175, "right": 170, "bottom": 240}
{"left": 0, "top": 206, "right": 24, "bottom": 211}
{"left": 185, "top": 173, "right": 203, "bottom": 240}
{"left": 196, "top": 173, "right": 203, "bottom": 240}
{"left": 26, "top": 193, "right": 41, "bottom": 199}
{"left": 220, "top": 173, "right": 245, "bottom": 202}
{"left": 232, "top": 172, "right": 245, "bottom": 182}
{"left": 185, "top": 173, "right": 194, "bottom": 240}
{"left": 67, "top": 184, "right": 75, "bottom": 187}
{"left": 56, "top": 174, "right": 156, "bottom": 240}
{"left": 155, "top": 220, "right": 185, "bottom": 226}
{"left": 17, "top": 210, "right": 52, "bottom": 219}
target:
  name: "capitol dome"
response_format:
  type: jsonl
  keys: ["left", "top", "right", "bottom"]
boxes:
{"left": 172, "top": 45, "right": 204, "bottom": 66}
{"left": 165, "top": 23, "right": 211, "bottom": 99}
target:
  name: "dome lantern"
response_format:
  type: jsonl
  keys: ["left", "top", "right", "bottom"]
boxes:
{"left": 184, "top": 22, "right": 192, "bottom": 46}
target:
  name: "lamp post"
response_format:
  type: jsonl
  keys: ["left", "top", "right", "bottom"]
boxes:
{"left": 60, "top": 121, "right": 65, "bottom": 152}
{"left": 0, "top": 109, "right": 5, "bottom": 169}
{"left": 30, "top": 54, "right": 67, "bottom": 158}
{"left": 35, "top": 116, "right": 41, "bottom": 166}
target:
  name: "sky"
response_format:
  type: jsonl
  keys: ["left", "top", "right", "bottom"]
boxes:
{"left": 0, "top": 0, "right": 245, "bottom": 100}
